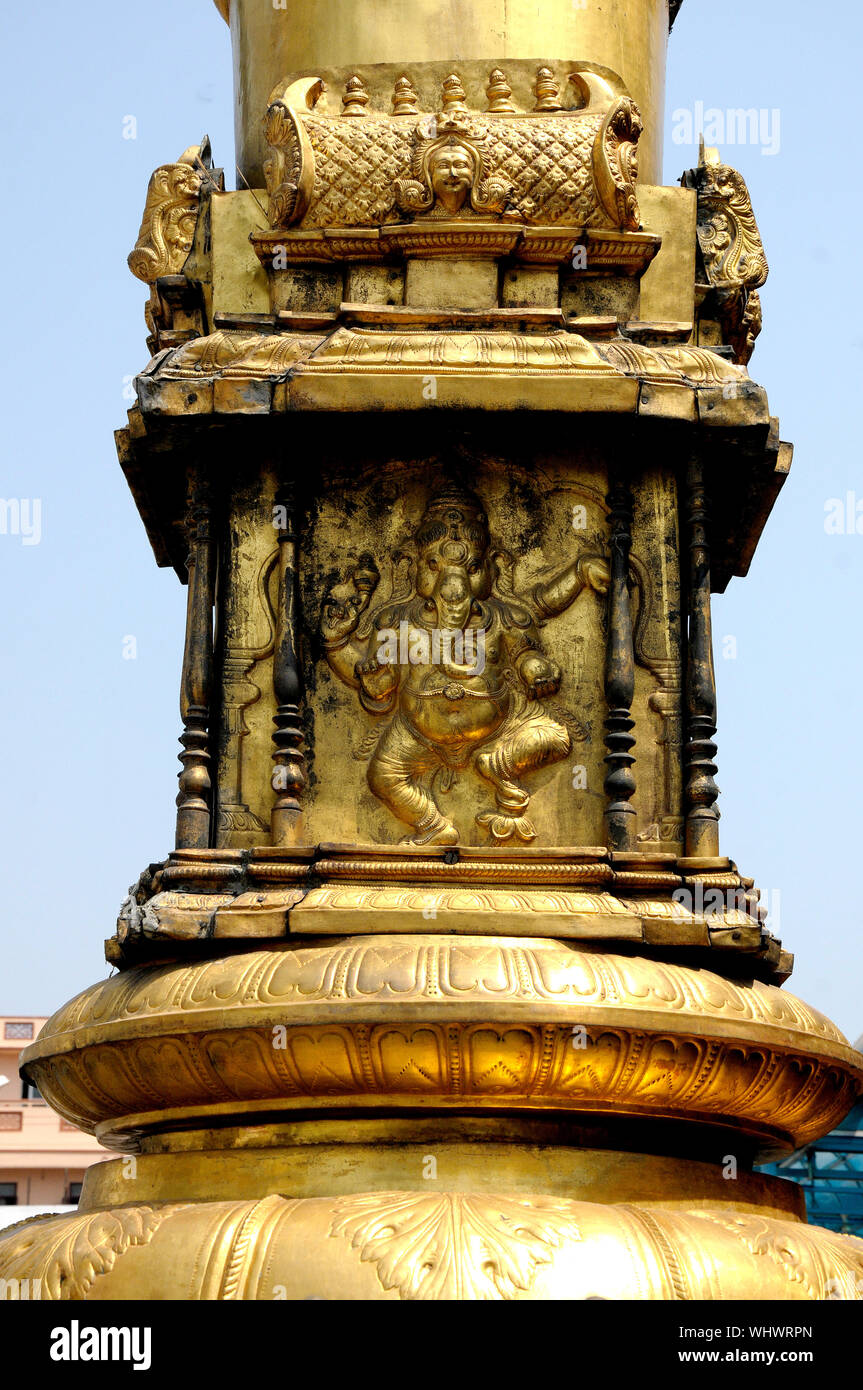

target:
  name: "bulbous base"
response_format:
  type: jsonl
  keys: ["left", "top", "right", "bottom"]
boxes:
{"left": 7, "top": 937, "right": 861, "bottom": 1300}
{"left": 18, "top": 938, "right": 862, "bottom": 1155}
{"left": 2, "top": 1188, "right": 862, "bottom": 1300}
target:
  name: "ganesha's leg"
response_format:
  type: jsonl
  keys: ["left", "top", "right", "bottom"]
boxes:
{"left": 367, "top": 719, "right": 459, "bottom": 846}
{"left": 475, "top": 712, "right": 571, "bottom": 843}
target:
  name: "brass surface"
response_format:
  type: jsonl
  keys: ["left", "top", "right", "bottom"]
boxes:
{"left": 210, "top": 191, "right": 269, "bottom": 320}
{"left": 80, "top": 1136, "right": 803, "bottom": 1217}
{"left": 127, "top": 138, "right": 220, "bottom": 350}
{"left": 216, "top": 1, "right": 670, "bottom": 187}
{"left": 2, "top": 1188, "right": 860, "bottom": 1300}
{"left": 260, "top": 73, "right": 643, "bottom": 232}
{"left": 14, "top": 0, "right": 853, "bottom": 1303}
{"left": 136, "top": 324, "right": 758, "bottom": 420}
{"left": 21, "top": 941, "right": 862, "bottom": 1155}
{"left": 320, "top": 485, "right": 608, "bottom": 846}
{"left": 683, "top": 143, "right": 768, "bottom": 364}
{"left": 637, "top": 185, "right": 697, "bottom": 327}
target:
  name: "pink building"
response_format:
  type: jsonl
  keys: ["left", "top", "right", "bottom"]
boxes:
{"left": 0, "top": 1016, "right": 111, "bottom": 1226}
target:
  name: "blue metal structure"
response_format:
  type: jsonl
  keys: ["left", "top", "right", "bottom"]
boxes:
{"left": 761, "top": 1057, "right": 863, "bottom": 1237}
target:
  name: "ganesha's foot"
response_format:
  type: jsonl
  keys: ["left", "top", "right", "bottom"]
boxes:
{"left": 475, "top": 756, "right": 529, "bottom": 805}
{"left": 401, "top": 819, "right": 459, "bottom": 847}
{"left": 474, "top": 750, "right": 537, "bottom": 841}
{"left": 476, "top": 810, "right": 536, "bottom": 843}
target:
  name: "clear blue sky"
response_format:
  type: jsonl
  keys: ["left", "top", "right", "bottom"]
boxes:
{"left": 0, "top": 0, "right": 860, "bottom": 1041}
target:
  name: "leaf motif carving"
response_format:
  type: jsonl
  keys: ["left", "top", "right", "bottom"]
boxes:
{"left": 330, "top": 1191, "right": 580, "bottom": 1299}
{"left": 695, "top": 1211, "right": 863, "bottom": 1301}
{"left": 0, "top": 1205, "right": 164, "bottom": 1299}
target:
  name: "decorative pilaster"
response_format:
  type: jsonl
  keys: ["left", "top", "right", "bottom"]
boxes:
{"left": 683, "top": 457, "right": 721, "bottom": 857}
{"left": 603, "top": 473, "right": 637, "bottom": 850}
{"left": 175, "top": 476, "right": 215, "bottom": 849}
{"left": 646, "top": 665, "right": 684, "bottom": 843}
{"left": 271, "top": 483, "right": 305, "bottom": 844}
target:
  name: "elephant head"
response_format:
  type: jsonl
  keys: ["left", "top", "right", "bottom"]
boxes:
{"left": 413, "top": 488, "right": 493, "bottom": 632}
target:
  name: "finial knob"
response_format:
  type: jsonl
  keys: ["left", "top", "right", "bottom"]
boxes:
{"left": 392, "top": 75, "right": 420, "bottom": 117}
{"left": 342, "top": 74, "right": 370, "bottom": 117}
{"left": 533, "top": 66, "right": 562, "bottom": 112}
{"left": 486, "top": 68, "right": 516, "bottom": 113}
{"left": 440, "top": 73, "right": 468, "bottom": 116}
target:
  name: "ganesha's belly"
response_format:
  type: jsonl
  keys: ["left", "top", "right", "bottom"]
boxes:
{"left": 404, "top": 687, "right": 509, "bottom": 745}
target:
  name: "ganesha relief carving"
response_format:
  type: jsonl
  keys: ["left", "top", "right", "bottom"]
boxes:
{"left": 320, "top": 487, "right": 608, "bottom": 846}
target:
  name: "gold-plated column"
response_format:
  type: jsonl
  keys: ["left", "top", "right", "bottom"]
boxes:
{"left": 683, "top": 456, "right": 720, "bottom": 858}
{"left": 175, "top": 477, "right": 216, "bottom": 850}
{"left": 603, "top": 472, "right": 637, "bottom": 850}
{"left": 270, "top": 481, "right": 305, "bottom": 845}
{"left": 217, "top": 0, "right": 670, "bottom": 186}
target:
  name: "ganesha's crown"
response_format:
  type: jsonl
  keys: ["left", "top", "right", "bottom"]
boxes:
{"left": 417, "top": 486, "right": 488, "bottom": 542}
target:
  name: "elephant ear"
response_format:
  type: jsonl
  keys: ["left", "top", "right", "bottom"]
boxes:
{"left": 490, "top": 549, "right": 534, "bottom": 630}
{"left": 389, "top": 549, "right": 416, "bottom": 606}
{"left": 490, "top": 548, "right": 518, "bottom": 601}
{"left": 356, "top": 549, "right": 417, "bottom": 641}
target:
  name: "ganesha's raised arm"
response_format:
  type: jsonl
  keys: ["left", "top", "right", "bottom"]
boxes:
{"left": 528, "top": 553, "right": 610, "bottom": 620}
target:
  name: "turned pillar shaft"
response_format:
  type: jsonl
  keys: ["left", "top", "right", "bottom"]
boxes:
{"left": 683, "top": 456, "right": 720, "bottom": 857}
{"left": 176, "top": 480, "right": 216, "bottom": 849}
{"left": 603, "top": 473, "right": 637, "bottom": 851}
{"left": 271, "top": 482, "right": 305, "bottom": 844}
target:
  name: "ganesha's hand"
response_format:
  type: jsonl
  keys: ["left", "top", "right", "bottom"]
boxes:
{"left": 320, "top": 555, "right": 380, "bottom": 647}
{"left": 519, "top": 655, "right": 562, "bottom": 701}
{"left": 577, "top": 556, "right": 610, "bottom": 596}
{"left": 355, "top": 655, "right": 399, "bottom": 703}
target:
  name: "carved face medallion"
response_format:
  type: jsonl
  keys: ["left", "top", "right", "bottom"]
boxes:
{"left": 429, "top": 144, "right": 474, "bottom": 216}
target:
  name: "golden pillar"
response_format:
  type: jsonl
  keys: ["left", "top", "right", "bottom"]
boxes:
{"left": 3, "top": 0, "right": 863, "bottom": 1300}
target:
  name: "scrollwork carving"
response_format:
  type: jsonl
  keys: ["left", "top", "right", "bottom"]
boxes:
{"left": 683, "top": 143, "right": 768, "bottom": 364}
{"left": 594, "top": 96, "right": 644, "bottom": 229}
{"left": 21, "top": 943, "right": 860, "bottom": 1149}
{"left": 128, "top": 142, "right": 207, "bottom": 286}
{"left": 127, "top": 136, "right": 220, "bottom": 349}
{"left": 262, "top": 87, "right": 317, "bottom": 227}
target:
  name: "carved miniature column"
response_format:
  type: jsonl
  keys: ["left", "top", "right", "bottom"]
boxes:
{"left": 603, "top": 472, "right": 637, "bottom": 850}
{"left": 175, "top": 476, "right": 216, "bottom": 849}
{"left": 647, "top": 667, "right": 684, "bottom": 841}
{"left": 270, "top": 482, "right": 305, "bottom": 844}
{"left": 682, "top": 455, "right": 721, "bottom": 858}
